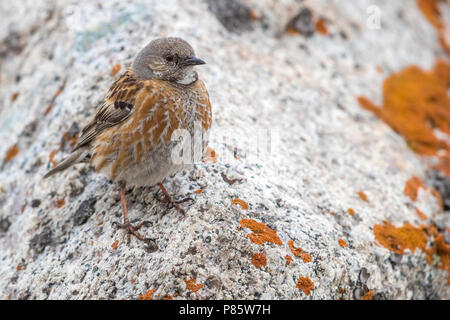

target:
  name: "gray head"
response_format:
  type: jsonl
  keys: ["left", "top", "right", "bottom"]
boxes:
{"left": 132, "top": 37, "right": 206, "bottom": 84}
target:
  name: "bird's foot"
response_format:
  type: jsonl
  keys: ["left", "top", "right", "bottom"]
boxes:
{"left": 113, "top": 220, "right": 157, "bottom": 250}
{"left": 157, "top": 195, "right": 194, "bottom": 214}
{"left": 157, "top": 183, "right": 194, "bottom": 214}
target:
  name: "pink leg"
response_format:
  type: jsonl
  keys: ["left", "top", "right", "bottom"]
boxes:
{"left": 157, "top": 182, "right": 193, "bottom": 214}
{"left": 113, "top": 184, "right": 153, "bottom": 243}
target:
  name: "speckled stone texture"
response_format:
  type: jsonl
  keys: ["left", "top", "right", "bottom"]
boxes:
{"left": 0, "top": 0, "right": 449, "bottom": 299}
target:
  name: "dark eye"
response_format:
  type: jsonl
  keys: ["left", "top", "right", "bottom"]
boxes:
{"left": 165, "top": 55, "right": 175, "bottom": 62}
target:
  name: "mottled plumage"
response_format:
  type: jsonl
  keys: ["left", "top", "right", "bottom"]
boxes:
{"left": 90, "top": 70, "right": 211, "bottom": 186}
{"left": 44, "top": 38, "right": 211, "bottom": 245}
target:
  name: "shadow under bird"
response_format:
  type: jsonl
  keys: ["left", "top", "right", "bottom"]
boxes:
{"left": 44, "top": 37, "right": 212, "bottom": 247}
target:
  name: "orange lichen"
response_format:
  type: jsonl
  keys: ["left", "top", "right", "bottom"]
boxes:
{"left": 358, "top": 191, "right": 369, "bottom": 202}
{"left": 184, "top": 277, "right": 204, "bottom": 293}
{"left": 111, "top": 63, "right": 122, "bottom": 76}
{"left": 357, "top": 60, "right": 450, "bottom": 176}
{"left": 49, "top": 149, "right": 58, "bottom": 168}
{"left": 251, "top": 253, "right": 267, "bottom": 269}
{"left": 288, "top": 240, "right": 312, "bottom": 263}
{"left": 338, "top": 238, "right": 348, "bottom": 248}
{"left": 194, "top": 188, "right": 204, "bottom": 194}
{"left": 249, "top": 8, "right": 260, "bottom": 22}
{"left": 376, "top": 65, "right": 384, "bottom": 73}
{"left": 44, "top": 80, "right": 66, "bottom": 115}
{"left": 11, "top": 92, "right": 19, "bottom": 101}
{"left": 439, "top": 34, "right": 450, "bottom": 55}
{"left": 375, "top": 220, "right": 450, "bottom": 283}
{"left": 138, "top": 289, "right": 155, "bottom": 300}
{"left": 404, "top": 176, "right": 443, "bottom": 209}
{"left": 56, "top": 199, "right": 65, "bottom": 208}
{"left": 296, "top": 276, "right": 315, "bottom": 296}
{"left": 315, "top": 18, "right": 328, "bottom": 35}
{"left": 286, "top": 28, "right": 298, "bottom": 36}
{"left": 111, "top": 240, "right": 119, "bottom": 250}
{"left": 162, "top": 294, "right": 173, "bottom": 300}
{"left": 62, "top": 131, "right": 79, "bottom": 149}
{"left": 285, "top": 254, "right": 293, "bottom": 266}
{"left": 374, "top": 221, "right": 427, "bottom": 255}
{"left": 404, "top": 177, "right": 425, "bottom": 201}
{"left": 417, "top": 0, "right": 449, "bottom": 53}
{"left": 7, "top": 293, "right": 11, "bottom": 300}
{"left": 338, "top": 288, "right": 345, "bottom": 294}
{"left": 232, "top": 198, "right": 249, "bottom": 210}
{"left": 415, "top": 208, "right": 428, "bottom": 221}
{"left": 131, "top": 278, "right": 136, "bottom": 284}
{"left": 361, "top": 290, "right": 373, "bottom": 300}
{"left": 418, "top": 0, "right": 444, "bottom": 29}
{"left": 5, "top": 145, "right": 19, "bottom": 162}
{"left": 203, "top": 147, "right": 218, "bottom": 163}
{"left": 240, "top": 219, "right": 282, "bottom": 245}
{"left": 347, "top": 208, "right": 355, "bottom": 216}
{"left": 44, "top": 104, "right": 53, "bottom": 115}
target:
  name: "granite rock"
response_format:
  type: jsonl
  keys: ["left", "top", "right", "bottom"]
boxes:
{"left": 0, "top": 0, "right": 449, "bottom": 299}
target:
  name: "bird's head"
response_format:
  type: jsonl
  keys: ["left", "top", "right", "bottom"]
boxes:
{"left": 132, "top": 37, "right": 206, "bottom": 85}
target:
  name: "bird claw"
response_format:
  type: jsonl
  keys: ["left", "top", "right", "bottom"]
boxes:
{"left": 113, "top": 220, "right": 153, "bottom": 244}
{"left": 167, "top": 197, "right": 194, "bottom": 212}
{"left": 157, "top": 193, "right": 194, "bottom": 214}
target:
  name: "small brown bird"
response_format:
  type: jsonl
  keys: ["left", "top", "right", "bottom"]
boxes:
{"left": 44, "top": 37, "right": 212, "bottom": 244}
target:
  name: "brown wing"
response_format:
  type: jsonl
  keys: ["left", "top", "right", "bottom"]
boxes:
{"left": 73, "top": 71, "right": 144, "bottom": 152}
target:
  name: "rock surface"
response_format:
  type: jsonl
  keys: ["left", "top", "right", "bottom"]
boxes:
{"left": 0, "top": 0, "right": 449, "bottom": 299}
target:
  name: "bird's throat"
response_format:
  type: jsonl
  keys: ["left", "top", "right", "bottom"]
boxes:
{"left": 176, "top": 70, "right": 198, "bottom": 85}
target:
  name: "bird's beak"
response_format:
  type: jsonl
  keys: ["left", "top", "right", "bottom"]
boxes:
{"left": 183, "top": 56, "right": 206, "bottom": 66}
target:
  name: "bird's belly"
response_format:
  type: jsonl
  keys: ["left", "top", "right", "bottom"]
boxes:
{"left": 93, "top": 125, "right": 209, "bottom": 187}
{"left": 120, "top": 145, "right": 184, "bottom": 187}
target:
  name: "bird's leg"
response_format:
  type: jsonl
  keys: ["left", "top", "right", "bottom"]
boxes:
{"left": 157, "top": 182, "right": 194, "bottom": 214}
{"left": 113, "top": 182, "right": 154, "bottom": 244}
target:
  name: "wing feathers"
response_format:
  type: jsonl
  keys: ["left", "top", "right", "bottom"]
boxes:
{"left": 45, "top": 70, "right": 144, "bottom": 177}
{"left": 43, "top": 147, "right": 88, "bottom": 179}
{"left": 72, "top": 71, "right": 143, "bottom": 151}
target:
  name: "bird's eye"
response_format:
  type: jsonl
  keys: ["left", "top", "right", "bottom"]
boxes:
{"left": 165, "top": 55, "right": 175, "bottom": 62}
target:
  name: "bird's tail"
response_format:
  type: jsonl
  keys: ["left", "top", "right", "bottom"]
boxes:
{"left": 43, "top": 148, "right": 88, "bottom": 179}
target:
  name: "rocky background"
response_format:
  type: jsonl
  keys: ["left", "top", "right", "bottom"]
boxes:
{"left": 0, "top": 0, "right": 449, "bottom": 300}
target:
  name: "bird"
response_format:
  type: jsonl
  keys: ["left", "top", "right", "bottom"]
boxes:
{"left": 44, "top": 37, "right": 212, "bottom": 245}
